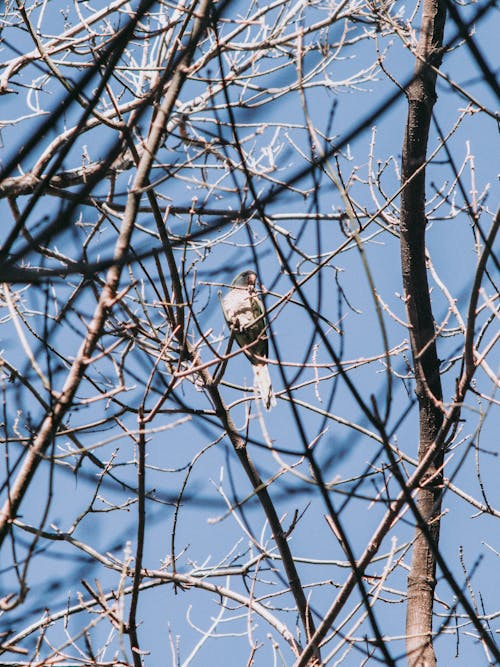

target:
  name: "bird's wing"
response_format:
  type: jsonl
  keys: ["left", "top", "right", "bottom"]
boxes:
{"left": 248, "top": 294, "right": 268, "bottom": 359}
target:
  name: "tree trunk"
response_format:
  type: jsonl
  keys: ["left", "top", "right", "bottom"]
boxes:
{"left": 400, "top": 1, "right": 447, "bottom": 665}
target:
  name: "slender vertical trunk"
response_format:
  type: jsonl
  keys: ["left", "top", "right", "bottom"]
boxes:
{"left": 400, "top": 1, "right": 447, "bottom": 665}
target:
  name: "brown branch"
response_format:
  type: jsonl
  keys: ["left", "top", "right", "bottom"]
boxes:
{"left": 399, "top": 1, "right": 447, "bottom": 664}
{"left": 190, "top": 348, "right": 319, "bottom": 662}
{"left": 0, "top": 155, "right": 136, "bottom": 199}
{"left": 461, "top": 207, "right": 500, "bottom": 391}
{"left": 127, "top": 411, "right": 146, "bottom": 667}
{"left": 0, "top": 0, "right": 213, "bottom": 549}
{"left": 295, "top": 391, "right": 500, "bottom": 665}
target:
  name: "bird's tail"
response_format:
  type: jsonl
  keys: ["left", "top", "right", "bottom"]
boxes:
{"left": 253, "top": 364, "right": 276, "bottom": 411}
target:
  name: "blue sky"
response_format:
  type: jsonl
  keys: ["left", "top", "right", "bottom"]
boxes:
{"left": 0, "top": 0, "right": 498, "bottom": 664}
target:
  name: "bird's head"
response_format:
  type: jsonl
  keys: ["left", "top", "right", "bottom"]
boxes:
{"left": 231, "top": 270, "right": 257, "bottom": 289}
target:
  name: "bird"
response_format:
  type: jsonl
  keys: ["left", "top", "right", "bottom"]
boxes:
{"left": 220, "top": 270, "right": 276, "bottom": 410}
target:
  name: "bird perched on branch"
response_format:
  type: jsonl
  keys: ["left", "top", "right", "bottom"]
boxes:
{"left": 220, "top": 270, "right": 276, "bottom": 410}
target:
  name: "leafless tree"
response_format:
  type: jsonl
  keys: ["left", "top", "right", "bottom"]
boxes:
{"left": 0, "top": 0, "right": 498, "bottom": 665}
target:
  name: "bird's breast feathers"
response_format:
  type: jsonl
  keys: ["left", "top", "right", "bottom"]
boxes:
{"left": 221, "top": 276, "right": 272, "bottom": 380}
{"left": 222, "top": 290, "right": 260, "bottom": 329}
